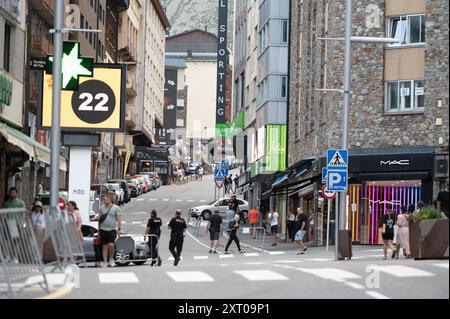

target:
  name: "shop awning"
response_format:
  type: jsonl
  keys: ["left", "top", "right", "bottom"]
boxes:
{"left": 271, "top": 172, "right": 292, "bottom": 187}
{"left": 0, "top": 123, "right": 67, "bottom": 171}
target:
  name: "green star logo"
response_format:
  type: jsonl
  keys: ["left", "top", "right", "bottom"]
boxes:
{"left": 46, "top": 42, "right": 94, "bottom": 91}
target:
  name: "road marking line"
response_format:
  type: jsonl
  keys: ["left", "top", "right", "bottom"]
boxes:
{"left": 137, "top": 199, "right": 145, "bottom": 201}
{"left": 433, "top": 263, "right": 449, "bottom": 269}
{"left": 187, "top": 200, "right": 194, "bottom": 202}
{"left": 186, "top": 231, "right": 223, "bottom": 254}
{"left": 219, "top": 254, "right": 235, "bottom": 259}
{"left": 244, "top": 253, "right": 260, "bottom": 257}
{"left": 166, "top": 271, "right": 214, "bottom": 283}
{"left": 194, "top": 256, "right": 209, "bottom": 260}
{"left": 370, "top": 265, "right": 435, "bottom": 278}
{"left": 132, "top": 212, "right": 147, "bottom": 215}
{"left": 37, "top": 287, "right": 72, "bottom": 299}
{"left": 272, "top": 260, "right": 303, "bottom": 264}
{"left": 163, "top": 199, "right": 169, "bottom": 202}
{"left": 268, "top": 251, "right": 285, "bottom": 256}
{"left": 234, "top": 270, "right": 289, "bottom": 281}
{"left": 98, "top": 273, "right": 139, "bottom": 284}
{"left": 199, "top": 200, "right": 207, "bottom": 203}
{"left": 149, "top": 199, "right": 157, "bottom": 202}
{"left": 168, "top": 257, "right": 184, "bottom": 261}
{"left": 132, "top": 221, "right": 142, "bottom": 225}
{"left": 344, "top": 281, "right": 365, "bottom": 290}
{"left": 296, "top": 268, "right": 362, "bottom": 282}
{"left": 243, "top": 262, "right": 266, "bottom": 265}
{"left": 366, "top": 291, "right": 390, "bottom": 299}
{"left": 175, "top": 199, "right": 182, "bottom": 202}
{"left": 305, "top": 258, "right": 334, "bottom": 262}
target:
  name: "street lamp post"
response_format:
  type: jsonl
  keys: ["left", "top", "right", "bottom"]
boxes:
{"left": 49, "top": 0, "right": 64, "bottom": 212}
{"left": 320, "top": 0, "right": 399, "bottom": 260}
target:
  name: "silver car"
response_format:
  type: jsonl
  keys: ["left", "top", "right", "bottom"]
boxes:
{"left": 189, "top": 197, "right": 249, "bottom": 220}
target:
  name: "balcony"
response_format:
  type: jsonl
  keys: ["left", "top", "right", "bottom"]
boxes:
{"left": 125, "top": 104, "right": 136, "bottom": 128}
{"left": 31, "top": 0, "right": 55, "bottom": 25}
{"left": 118, "top": 45, "right": 137, "bottom": 63}
{"left": 114, "top": 133, "right": 134, "bottom": 154}
{"left": 32, "top": 35, "right": 53, "bottom": 57}
{"left": 126, "top": 74, "right": 137, "bottom": 97}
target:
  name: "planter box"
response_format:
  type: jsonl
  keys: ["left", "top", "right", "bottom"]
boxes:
{"left": 409, "top": 219, "right": 449, "bottom": 259}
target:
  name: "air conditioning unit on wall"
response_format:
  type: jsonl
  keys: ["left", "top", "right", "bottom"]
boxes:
{"left": 435, "top": 154, "right": 449, "bottom": 179}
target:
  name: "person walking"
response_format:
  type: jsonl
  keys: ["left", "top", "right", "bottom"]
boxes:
{"left": 268, "top": 208, "right": 279, "bottom": 246}
{"left": 396, "top": 206, "right": 411, "bottom": 259}
{"left": 308, "top": 208, "right": 316, "bottom": 245}
{"left": 144, "top": 210, "right": 162, "bottom": 266}
{"left": 295, "top": 208, "right": 308, "bottom": 254}
{"left": 381, "top": 204, "right": 397, "bottom": 260}
{"left": 248, "top": 207, "right": 260, "bottom": 239}
{"left": 66, "top": 201, "right": 83, "bottom": 243}
{"left": 206, "top": 210, "right": 223, "bottom": 254}
{"left": 168, "top": 209, "right": 187, "bottom": 266}
{"left": 30, "top": 201, "right": 45, "bottom": 255}
{"left": 224, "top": 214, "right": 244, "bottom": 254}
{"left": 225, "top": 203, "right": 235, "bottom": 231}
{"left": 286, "top": 209, "right": 297, "bottom": 242}
{"left": 224, "top": 176, "right": 230, "bottom": 193}
{"left": 437, "top": 183, "right": 449, "bottom": 217}
{"left": 4, "top": 187, "right": 26, "bottom": 209}
{"left": 98, "top": 194, "right": 122, "bottom": 268}
{"left": 228, "top": 174, "right": 234, "bottom": 193}
{"left": 198, "top": 166, "right": 204, "bottom": 181}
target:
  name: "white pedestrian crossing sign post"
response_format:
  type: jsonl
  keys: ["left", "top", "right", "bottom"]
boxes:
{"left": 326, "top": 149, "right": 348, "bottom": 192}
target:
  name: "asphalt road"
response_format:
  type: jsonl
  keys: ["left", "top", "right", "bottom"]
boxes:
{"left": 33, "top": 173, "right": 450, "bottom": 299}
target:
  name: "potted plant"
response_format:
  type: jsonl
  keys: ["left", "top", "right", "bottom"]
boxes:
{"left": 409, "top": 207, "right": 449, "bottom": 259}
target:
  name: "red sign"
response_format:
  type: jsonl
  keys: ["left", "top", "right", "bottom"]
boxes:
{"left": 322, "top": 185, "right": 336, "bottom": 200}
{"left": 58, "top": 198, "right": 66, "bottom": 211}
{"left": 215, "top": 180, "right": 224, "bottom": 189}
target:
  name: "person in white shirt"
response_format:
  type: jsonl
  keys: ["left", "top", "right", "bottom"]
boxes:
{"left": 269, "top": 208, "right": 279, "bottom": 246}
{"left": 30, "top": 201, "right": 45, "bottom": 255}
{"left": 198, "top": 166, "right": 204, "bottom": 181}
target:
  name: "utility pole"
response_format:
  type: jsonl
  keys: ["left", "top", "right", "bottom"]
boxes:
{"left": 49, "top": 0, "right": 64, "bottom": 212}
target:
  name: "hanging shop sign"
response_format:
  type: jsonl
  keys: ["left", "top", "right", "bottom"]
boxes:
{"left": 39, "top": 63, "right": 126, "bottom": 132}
{"left": 265, "top": 125, "right": 287, "bottom": 172}
{"left": 215, "top": 0, "right": 229, "bottom": 126}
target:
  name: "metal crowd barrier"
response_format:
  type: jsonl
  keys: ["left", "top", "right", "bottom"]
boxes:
{"left": 43, "top": 207, "right": 86, "bottom": 270}
{"left": 0, "top": 208, "right": 49, "bottom": 298}
{"left": 224, "top": 226, "right": 266, "bottom": 252}
{"left": 193, "top": 217, "right": 205, "bottom": 236}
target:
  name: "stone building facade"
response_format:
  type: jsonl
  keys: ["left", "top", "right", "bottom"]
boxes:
{"left": 280, "top": 0, "right": 448, "bottom": 246}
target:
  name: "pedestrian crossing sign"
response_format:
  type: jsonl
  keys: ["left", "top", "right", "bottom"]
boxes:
{"left": 327, "top": 149, "right": 348, "bottom": 170}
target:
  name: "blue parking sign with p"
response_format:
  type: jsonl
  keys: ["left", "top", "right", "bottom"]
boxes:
{"left": 326, "top": 149, "right": 348, "bottom": 191}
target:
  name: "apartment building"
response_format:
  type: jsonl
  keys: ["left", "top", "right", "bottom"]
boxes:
{"left": 281, "top": 0, "right": 449, "bottom": 246}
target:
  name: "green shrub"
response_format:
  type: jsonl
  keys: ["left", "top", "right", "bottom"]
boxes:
{"left": 418, "top": 207, "right": 441, "bottom": 221}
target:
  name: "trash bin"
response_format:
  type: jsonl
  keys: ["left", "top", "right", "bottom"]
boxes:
{"left": 338, "top": 230, "right": 352, "bottom": 260}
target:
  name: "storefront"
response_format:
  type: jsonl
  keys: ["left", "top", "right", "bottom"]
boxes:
{"left": 135, "top": 146, "right": 171, "bottom": 185}
{"left": 345, "top": 147, "right": 435, "bottom": 245}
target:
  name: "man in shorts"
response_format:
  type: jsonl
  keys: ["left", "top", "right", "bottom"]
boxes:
{"left": 248, "top": 207, "right": 260, "bottom": 239}
{"left": 269, "top": 208, "right": 279, "bottom": 246}
{"left": 206, "top": 210, "right": 223, "bottom": 254}
{"left": 99, "top": 194, "right": 122, "bottom": 267}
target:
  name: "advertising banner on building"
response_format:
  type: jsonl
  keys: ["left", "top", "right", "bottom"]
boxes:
{"left": 265, "top": 125, "right": 287, "bottom": 172}
{"left": 39, "top": 64, "right": 126, "bottom": 132}
{"left": 215, "top": 0, "right": 228, "bottom": 126}
{"left": 163, "top": 68, "right": 177, "bottom": 141}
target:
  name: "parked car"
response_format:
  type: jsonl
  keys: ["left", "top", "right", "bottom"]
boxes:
{"left": 189, "top": 197, "right": 249, "bottom": 221}
{"left": 146, "top": 172, "right": 161, "bottom": 188}
{"left": 126, "top": 179, "right": 141, "bottom": 197}
{"left": 36, "top": 191, "right": 68, "bottom": 210}
{"left": 133, "top": 174, "right": 154, "bottom": 192}
{"left": 81, "top": 222, "right": 100, "bottom": 263}
{"left": 108, "top": 179, "right": 131, "bottom": 203}
{"left": 91, "top": 184, "right": 117, "bottom": 203}
{"left": 187, "top": 163, "right": 200, "bottom": 175}
{"left": 106, "top": 183, "right": 124, "bottom": 205}
{"left": 134, "top": 177, "right": 148, "bottom": 193}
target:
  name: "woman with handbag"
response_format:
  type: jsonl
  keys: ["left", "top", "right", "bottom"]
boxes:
{"left": 66, "top": 201, "right": 84, "bottom": 243}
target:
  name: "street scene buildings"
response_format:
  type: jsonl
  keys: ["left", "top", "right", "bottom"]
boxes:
{"left": 0, "top": 0, "right": 448, "bottom": 301}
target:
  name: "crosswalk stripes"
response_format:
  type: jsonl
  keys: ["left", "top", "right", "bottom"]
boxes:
{"left": 295, "top": 268, "right": 362, "bottom": 282}
{"left": 365, "top": 291, "right": 390, "bottom": 299}
{"left": 369, "top": 265, "right": 435, "bottom": 278}
{"left": 244, "top": 253, "right": 260, "bottom": 257}
{"left": 433, "top": 263, "right": 449, "bottom": 269}
{"left": 98, "top": 273, "right": 139, "bottom": 284}
{"left": 168, "top": 256, "right": 184, "bottom": 261}
{"left": 219, "top": 254, "right": 235, "bottom": 259}
{"left": 234, "top": 270, "right": 289, "bottom": 281}
{"left": 166, "top": 271, "right": 215, "bottom": 283}
{"left": 194, "top": 256, "right": 209, "bottom": 260}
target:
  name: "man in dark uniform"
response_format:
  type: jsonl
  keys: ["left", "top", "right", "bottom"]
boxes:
{"left": 168, "top": 209, "right": 187, "bottom": 266}
{"left": 144, "top": 210, "right": 162, "bottom": 267}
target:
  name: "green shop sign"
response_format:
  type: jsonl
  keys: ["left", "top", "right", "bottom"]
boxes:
{"left": 0, "top": 73, "right": 13, "bottom": 106}
{"left": 265, "top": 125, "right": 287, "bottom": 172}
{"left": 216, "top": 112, "right": 245, "bottom": 138}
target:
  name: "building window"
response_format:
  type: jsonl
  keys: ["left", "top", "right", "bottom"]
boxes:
{"left": 386, "top": 80, "right": 425, "bottom": 112}
{"left": 3, "top": 23, "right": 11, "bottom": 72}
{"left": 281, "top": 76, "right": 288, "bottom": 98}
{"left": 387, "top": 14, "right": 425, "bottom": 46}
{"left": 281, "top": 20, "right": 289, "bottom": 43}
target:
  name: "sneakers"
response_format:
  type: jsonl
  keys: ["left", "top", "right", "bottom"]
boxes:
{"left": 174, "top": 257, "right": 181, "bottom": 266}
{"left": 101, "top": 262, "right": 108, "bottom": 268}
{"left": 271, "top": 243, "right": 277, "bottom": 247}
{"left": 157, "top": 258, "right": 162, "bottom": 266}
{"left": 224, "top": 251, "right": 231, "bottom": 255}
{"left": 208, "top": 250, "right": 213, "bottom": 254}
{"left": 213, "top": 250, "right": 218, "bottom": 254}
{"left": 391, "top": 251, "right": 396, "bottom": 259}
{"left": 239, "top": 250, "right": 245, "bottom": 254}
{"left": 150, "top": 260, "right": 157, "bottom": 267}
{"left": 297, "top": 251, "right": 304, "bottom": 255}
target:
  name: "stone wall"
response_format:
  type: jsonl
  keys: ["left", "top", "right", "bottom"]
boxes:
{"left": 288, "top": 0, "right": 449, "bottom": 166}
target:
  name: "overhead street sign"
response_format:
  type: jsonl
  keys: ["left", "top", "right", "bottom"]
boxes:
{"left": 214, "top": 168, "right": 226, "bottom": 189}
{"left": 39, "top": 64, "right": 126, "bottom": 132}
